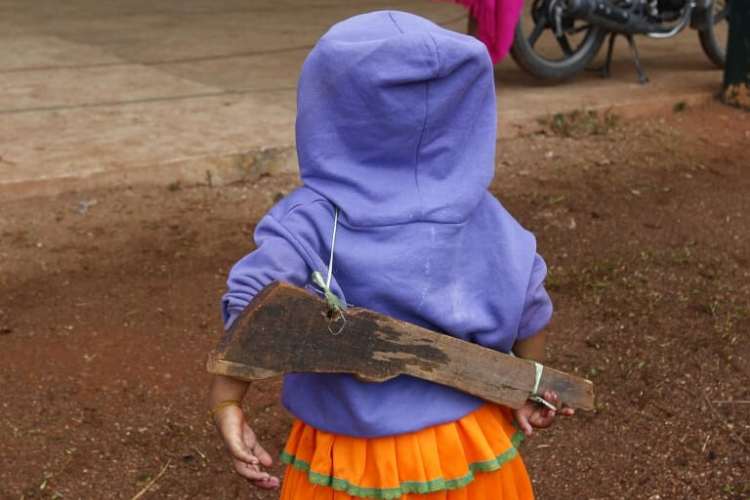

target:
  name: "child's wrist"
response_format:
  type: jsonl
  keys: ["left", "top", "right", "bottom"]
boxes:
{"left": 209, "top": 399, "right": 242, "bottom": 420}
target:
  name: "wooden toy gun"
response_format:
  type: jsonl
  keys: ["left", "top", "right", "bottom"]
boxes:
{"left": 207, "top": 282, "right": 594, "bottom": 411}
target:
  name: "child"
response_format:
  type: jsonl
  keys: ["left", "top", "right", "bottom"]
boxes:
{"left": 208, "top": 10, "right": 573, "bottom": 499}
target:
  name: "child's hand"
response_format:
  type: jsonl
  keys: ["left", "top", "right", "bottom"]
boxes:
{"left": 213, "top": 405, "right": 280, "bottom": 490}
{"left": 513, "top": 390, "right": 575, "bottom": 437}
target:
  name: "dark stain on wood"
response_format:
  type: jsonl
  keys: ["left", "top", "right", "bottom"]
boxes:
{"left": 224, "top": 295, "right": 448, "bottom": 382}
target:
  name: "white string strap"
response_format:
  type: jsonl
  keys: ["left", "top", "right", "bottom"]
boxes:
{"left": 528, "top": 361, "right": 556, "bottom": 410}
{"left": 311, "top": 207, "right": 347, "bottom": 335}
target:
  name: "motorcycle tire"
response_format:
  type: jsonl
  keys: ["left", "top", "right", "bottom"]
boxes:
{"left": 698, "top": 0, "right": 730, "bottom": 68}
{"left": 510, "top": 0, "right": 606, "bottom": 82}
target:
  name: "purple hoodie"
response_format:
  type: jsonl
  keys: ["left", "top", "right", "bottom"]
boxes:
{"left": 221, "top": 11, "right": 552, "bottom": 438}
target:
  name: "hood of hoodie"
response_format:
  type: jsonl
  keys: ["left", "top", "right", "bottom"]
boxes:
{"left": 295, "top": 11, "right": 496, "bottom": 227}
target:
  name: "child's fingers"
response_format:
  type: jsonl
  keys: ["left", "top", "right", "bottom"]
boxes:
{"left": 214, "top": 408, "right": 260, "bottom": 465}
{"left": 252, "top": 475, "right": 281, "bottom": 490}
{"left": 529, "top": 393, "right": 557, "bottom": 428}
{"left": 233, "top": 459, "right": 280, "bottom": 489}
{"left": 227, "top": 434, "right": 260, "bottom": 465}
{"left": 234, "top": 459, "right": 275, "bottom": 484}
{"left": 521, "top": 390, "right": 575, "bottom": 432}
{"left": 225, "top": 427, "right": 259, "bottom": 465}
{"left": 560, "top": 406, "right": 575, "bottom": 417}
{"left": 545, "top": 391, "right": 560, "bottom": 408}
{"left": 542, "top": 391, "right": 575, "bottom": 417}
{"left": 241, "top": 423, "right": 272, "bottom": 466}
{"left": 536, "top": 391, "right": 559, "bottom": 425}
{"left": 536, "top": 409, "right": 557, "bottom": 428}
{"left": 516, "top": 412, "right": 534, "bottom": 437}
{"left": 251, "top": 441, "right": 274, "bottom": 468}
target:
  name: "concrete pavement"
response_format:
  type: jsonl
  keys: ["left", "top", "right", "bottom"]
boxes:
{"left": 0, "top": 0, "right": 725, "bottom": 200}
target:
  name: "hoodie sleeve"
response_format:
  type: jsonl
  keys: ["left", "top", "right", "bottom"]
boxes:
{"left": 221, "top": 213, "right": 311, "bottom": 330}
{"left": 517, "top": 254, "right": 553, "bottom": 340}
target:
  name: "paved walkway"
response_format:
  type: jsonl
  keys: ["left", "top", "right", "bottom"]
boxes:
{"left": 1, "top": 0, "right": 724, "bottom": 199}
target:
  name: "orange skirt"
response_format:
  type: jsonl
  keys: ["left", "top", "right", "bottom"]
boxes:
{"left": 279, "top": 404, "right": 533, "bottom": 499}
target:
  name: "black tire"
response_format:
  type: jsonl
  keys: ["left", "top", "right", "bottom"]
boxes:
{"left": 510, "top": 0, "right": 606, "bottom": 82}
{"left": 698, "top": 0, "right": 730, "bottom": 68}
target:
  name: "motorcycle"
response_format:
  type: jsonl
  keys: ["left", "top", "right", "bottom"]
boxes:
{"left": 509, "top": 0, "right": 729, "bottom": 82}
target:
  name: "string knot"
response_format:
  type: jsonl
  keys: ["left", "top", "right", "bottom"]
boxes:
{"left": 311, "top": 271, "right": 347, "bottom": 315}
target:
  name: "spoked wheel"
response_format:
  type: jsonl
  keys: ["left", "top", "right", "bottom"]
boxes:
{"left": 698, "top": 0, "right": 730, "bottom": 68}
{"left": 510, "top": 0, "right": 606, "bottom": 81}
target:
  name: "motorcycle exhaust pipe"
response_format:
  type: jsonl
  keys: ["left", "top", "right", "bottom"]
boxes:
{"left": 565, "top": 0, "right": 661, "bottom": 34}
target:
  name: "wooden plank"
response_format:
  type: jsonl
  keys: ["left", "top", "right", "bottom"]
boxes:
{"left": 207, "top": 282, "right": 595, "bottom": 411}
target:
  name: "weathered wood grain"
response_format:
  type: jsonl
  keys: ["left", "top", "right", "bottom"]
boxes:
{"left": 207, "top": 282, "right": 595, "bottom": 410}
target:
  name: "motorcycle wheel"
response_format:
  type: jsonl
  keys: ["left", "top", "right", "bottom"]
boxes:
{"left": 510, "top": 0, "right": 606, "bottom": 82}
{"left": 698, "top": 0, "right": 730, "bottom": 68}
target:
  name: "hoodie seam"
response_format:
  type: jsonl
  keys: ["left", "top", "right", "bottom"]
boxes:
{"left": 300, "top": 185, "right": 491, "bottom": 229}
{"left": 414, "top": 33, "right": 440, "bottom": 223}
{"left": 278, "top": 197, "right": 332, "bottom": 221}
{"left": 338, "top": 214, "right": 470, "bottom": 230}
{"left": 384, "top": 13, "right": 426, "bottom": 218}
{"left": 412, "top": 33, "right": 442, "bottom": 221}
{"left": 413, "top": 81, "right": 428, "bottom": 220}
{"left": 280, "top": 194, "right": 469, "bottom": 229}
{"left": 427, "top": 32, "right": 442, "bottom": 77}
{"left": 386, "top": 11, "right": 405, "bottom": 34}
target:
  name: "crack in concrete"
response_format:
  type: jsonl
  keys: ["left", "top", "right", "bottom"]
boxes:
{"left": 0, "top": 87, "right": 298, "bottom": 115}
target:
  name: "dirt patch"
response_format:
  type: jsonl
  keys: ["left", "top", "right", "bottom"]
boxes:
{"left": 1, "top": 101, "right": 748, "bottom": 499}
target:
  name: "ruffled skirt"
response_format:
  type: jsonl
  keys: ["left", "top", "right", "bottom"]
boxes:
{"left": 279, "top": 404, "right": 532, "bottom": 499}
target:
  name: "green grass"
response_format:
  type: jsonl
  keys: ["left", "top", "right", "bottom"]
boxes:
{"left": 541, "top": 109, "right": 621, "bottom": 138}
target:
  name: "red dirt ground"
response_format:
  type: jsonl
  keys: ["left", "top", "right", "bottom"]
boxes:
{"left": 1, "top": 101, "right": 748, "bottom": 499}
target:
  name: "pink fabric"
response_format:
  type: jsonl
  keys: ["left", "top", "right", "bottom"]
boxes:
{"left": 450, "top": 0, "right": 524, "bottom": 63}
